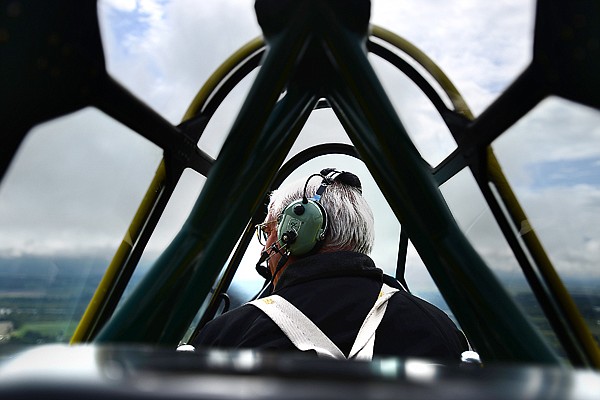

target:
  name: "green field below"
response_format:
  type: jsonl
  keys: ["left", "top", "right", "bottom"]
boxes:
{"left": 11, "top": 320, "right": 75, "bottom": 343}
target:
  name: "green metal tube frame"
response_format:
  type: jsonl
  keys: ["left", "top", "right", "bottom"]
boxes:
{"left": 323, "top": 40, "right": 556, "bottom": 363}
{"left": 91, "top": 1, "right": 595, "bottom": 366}
{"left": 71, "top": 37, "right": 265, "bottom": 343}
{"left": 95, "top": 13, "right": 319, "bottom": 343}
{"left": 372, "top": 25, "right": 599, "bottom": 367}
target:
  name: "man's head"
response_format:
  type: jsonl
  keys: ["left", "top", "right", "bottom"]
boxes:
{"left": 259, "top": 169, "right": 374, "bottom": 283}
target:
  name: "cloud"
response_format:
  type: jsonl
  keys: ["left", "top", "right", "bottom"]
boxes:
{"left": 495, "top": 98, "right": 600, "bottom": 181}
{"left": 371, "top": 0, "right": 535, "bottom": 115}
{"left": 4, "top": 0, "right": 598, "bottom": 307}
{"left": 102, "top": 0, "right": 137, "bottom": 12}
{"left": 371, "top": 56, "right": 458, "bottom": 166}
{"left": 441, "top": 118, "right": 600, "bottom": 281}
{"left": 99, "top": 0, "right": 261, "bottom": 124}
{"left": 138, "top": 168, "right": 206, "bottom": 258}
{"left": 515, "top": 185, "right": 600, "bottom": 278}
{"left": 0, "top": 108, "right": 162, "bottom": 256}
{"left": 98, "top": 0, "right": 536, "bottom": 122}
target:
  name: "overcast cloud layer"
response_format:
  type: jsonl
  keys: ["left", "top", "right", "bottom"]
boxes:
{"left": 1, "top": 0, "right": 599, "bottom": 298}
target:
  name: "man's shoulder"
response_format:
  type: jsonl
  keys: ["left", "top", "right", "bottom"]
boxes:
{"left": 193, "top": 303, "right": 268, "bottom": 346}
{"left": 193, "top": 300, "right": 300, "bottom": 352}
{"left": 211, "top": 302, "right": 271, "bottom": 328}
{"left": 388, "top": 289, "right": 450, "bottom": 318}
{"left": 384, "top": 288, "right": 464, "bottom": 340}
{"left": 381, "top": 289, "right": 468, "bottom": 357}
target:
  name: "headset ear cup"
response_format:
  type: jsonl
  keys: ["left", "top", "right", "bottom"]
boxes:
{"left": 278, "top": 199, "right": 327, "bottom": 256}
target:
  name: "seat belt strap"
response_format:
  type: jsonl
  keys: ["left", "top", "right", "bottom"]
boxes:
{"left": 348, "top": 283, "right": 399, "bottom": 360}
{"left": 248, "top": 295, "right": 345, "bottom": 359}
{"left": 248, "top": 283, "right": 398, "bottom": 360}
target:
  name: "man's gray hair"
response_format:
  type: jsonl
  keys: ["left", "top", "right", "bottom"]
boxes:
{"left": 267, "top": 174, "right": 375, "bottom": 254}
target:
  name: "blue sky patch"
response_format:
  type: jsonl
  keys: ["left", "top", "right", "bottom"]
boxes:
{"left": 105, "top": 0, "right": 169, "bottom": 54}
{"left": 529, "top": 157, "right": 600, "bottom": 188}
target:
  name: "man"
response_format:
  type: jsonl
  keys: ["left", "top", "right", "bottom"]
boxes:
{"left": 193, "top": 169, "right": 468, "bottom": 361}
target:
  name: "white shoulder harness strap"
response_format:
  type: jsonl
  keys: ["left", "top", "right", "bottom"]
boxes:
{"left": 247, "top": 283, "right": 399, "bottom": 360}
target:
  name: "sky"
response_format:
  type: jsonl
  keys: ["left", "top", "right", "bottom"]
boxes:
{"left": 1, "top": 0, "right": 599, "bottom": 300}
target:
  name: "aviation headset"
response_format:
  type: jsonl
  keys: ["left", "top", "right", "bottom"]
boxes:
{"left": 252, "top": 168, "right": 363, "bottom": 297}
{"left": 277, "top": 169, "right": 352, "bottom": 256}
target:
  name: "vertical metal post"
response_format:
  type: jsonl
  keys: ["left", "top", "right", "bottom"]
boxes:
{"left": 320, "top": 4, "right": 558, "bottom": 363}
{"left": 98, "top": 0, "right": 562, "bottom": 364}
{"left": 96, "top": 5, "right": 318, "bottom": 343}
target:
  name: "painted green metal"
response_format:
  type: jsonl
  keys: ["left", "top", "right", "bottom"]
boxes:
{"left": 4, "top": 0, "right": 599, "bottom": 369}
{"left": 71, "top": 161, "right": 167, "bottom": 344}
{"left": 373, "top": 20, "right": 598, "bottom": 366}
{"left": 1, "top": 0, "right": 215, "bottom": 344}
{"left": 97, "top": 0, "right": 560, "bottom": 364}
{"left": 95, "top": 6, "right": 319, "bottom": 342}
{"left": 318, "top": 12, "right": 556, "bottom": 363}
{"left": 488, "top": 153, "right": 600, "bottom": 367}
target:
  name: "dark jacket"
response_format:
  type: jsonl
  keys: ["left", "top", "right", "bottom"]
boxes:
{"left": 193, "top": 251, "right": 468, "bottom": 361}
